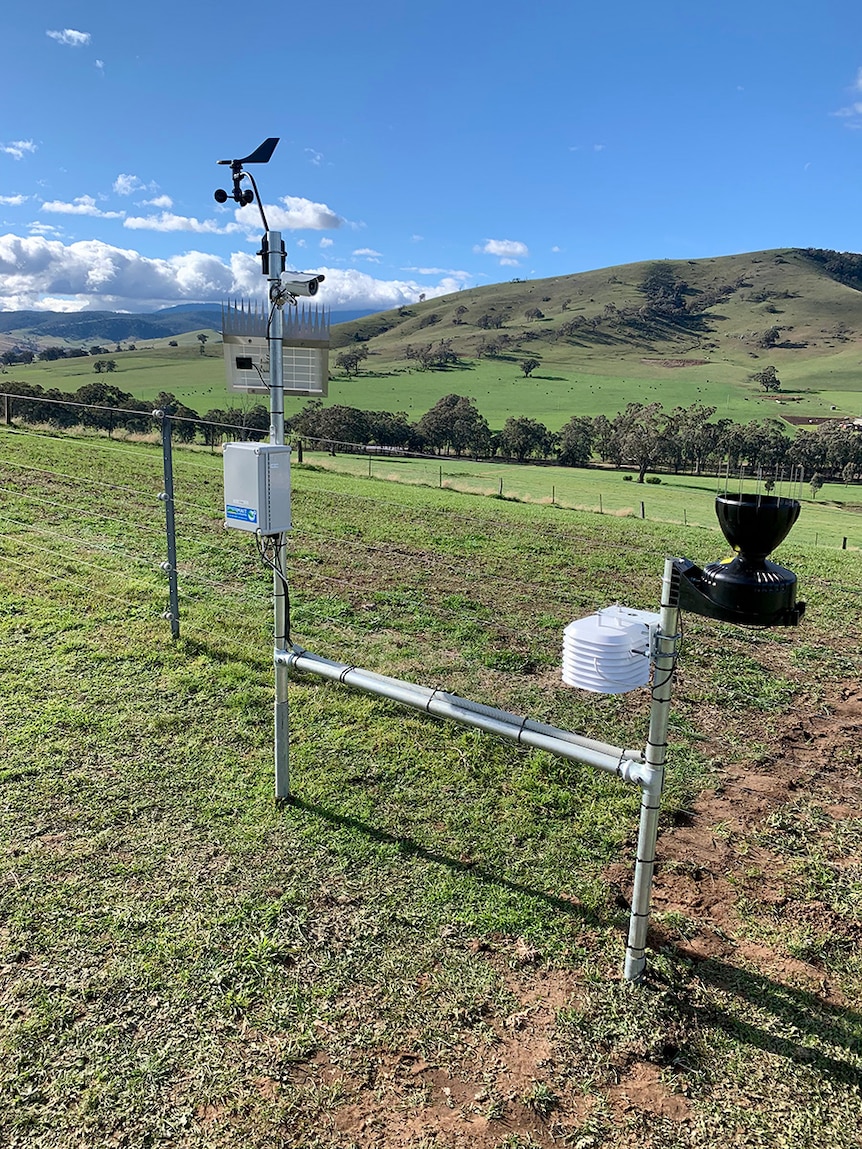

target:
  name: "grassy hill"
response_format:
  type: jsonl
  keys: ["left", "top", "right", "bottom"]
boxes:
{"left": 3, "top": 248, "right": 862, "bottom": 428}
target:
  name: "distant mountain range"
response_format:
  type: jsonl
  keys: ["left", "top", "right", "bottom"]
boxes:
{"left": 0, "top": 304, "right": 377, "bottom": 347}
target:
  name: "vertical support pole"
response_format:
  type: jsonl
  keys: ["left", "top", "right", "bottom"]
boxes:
{"left": 155, "top": 408, "right": 180, "bottom": 640}
{"left": 265, "top": 229, "right": 291, "bottom": 801}
{"left": 623, "top": 557, "right": 680, "bottom": 982}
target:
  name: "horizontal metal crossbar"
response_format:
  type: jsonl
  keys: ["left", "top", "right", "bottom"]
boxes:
{"left": 278, "top": 646, "right": 650, "bottom": 786}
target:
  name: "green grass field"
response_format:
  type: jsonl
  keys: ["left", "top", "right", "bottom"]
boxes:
{"left": 1, "top": 425, "right": 861, "bottom": 1147}
{"left": 298, "top": 449, "right": 862, "bottom": 552}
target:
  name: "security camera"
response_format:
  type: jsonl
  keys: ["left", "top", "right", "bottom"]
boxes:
{"left": 279, "top": 271, "right": 325, "bottom": 297}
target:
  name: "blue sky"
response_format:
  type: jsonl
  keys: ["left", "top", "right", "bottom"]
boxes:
{"left": 1, "top": 0, "right": 861, "bottom": 313}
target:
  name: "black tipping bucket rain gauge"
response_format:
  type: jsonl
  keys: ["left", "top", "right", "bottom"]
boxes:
{"left": 673, "top": 493, "right": 805, "bottom": 627}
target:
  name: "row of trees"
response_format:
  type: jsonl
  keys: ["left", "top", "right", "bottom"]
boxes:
{"left": 288, "top": 396, "right": 862, "bottom": 482}
{"left": 3, "top": 380, "right": 861, "bottom": 482}
{"left": 0, "top": 343, "right": 139, "bottom": 367}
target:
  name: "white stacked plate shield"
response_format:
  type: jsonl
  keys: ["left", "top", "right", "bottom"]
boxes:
{"left": 561, "top": 607, "right": 655, "bottom": 694}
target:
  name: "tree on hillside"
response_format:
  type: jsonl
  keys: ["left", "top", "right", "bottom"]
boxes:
{"left": 287, "top": 402, "right": 371, "bottom": 451}
{"left": 591, "top": 414, "right": 621, "bottom": 466}
{"left": 497, "top": 416, "right": 553, "bottom": 462}
{"left": 520, "top": 358, "right": 541, "bottom": 378}
{"left": 752, "top": 364, "right": 781, "bottom": 391}
{"left": 809, "top": 473, "right": 824, "bottom": 499}
{"left": 665, "top": 402, "right": 719, "bottom": 474}
{"left": 557, "top": 416, "right": 593, "bottom": 468}
{"left": 74, "top": 382, "right": 131, "bottom": 434}
{"left": 197, "top": 333, "right": 209, "bottom": 356}
{"left": 639, "top": 263, "right": 689, "bottom": 313}
{"left": 742, "top": 418, "right": 789, "bottom": 472}
{"left": 336, "top": 346, "right": 369, "bottom": 377}
{"left": 524, "top": 307, "right": 544, "bottom": 322}
{"left": 613, "top": 402, "right": 667, "bottom": 482}
{"left": 153, "top": 391, "right": 198, "bottom": 441}
{"left": 476, "top": 312, "right": 505, "bottom": 330}
{"left": 366, "top": 410, "right": 418, "bottom": 449}
{"left": 417, "top": 394, "right": 490, "bottom": 457}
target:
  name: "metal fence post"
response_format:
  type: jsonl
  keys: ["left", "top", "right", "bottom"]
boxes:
{"left": 623, "top": 557, "right": 680, "bottom": 981}
{"left": 154, "top": 408, "right": 180, "bottom": 640}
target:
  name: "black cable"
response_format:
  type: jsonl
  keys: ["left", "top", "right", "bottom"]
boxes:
{"left": 255, "top": 531, "right": 292, "bottom": 645}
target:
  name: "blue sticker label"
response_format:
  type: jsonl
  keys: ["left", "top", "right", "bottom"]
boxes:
{"left": 226, "top": 505, "right": 258, "bottom": 523}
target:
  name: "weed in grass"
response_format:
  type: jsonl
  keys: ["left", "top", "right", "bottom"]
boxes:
{"left": 521, "top": 1079, "right": 560, "bottom": 1117}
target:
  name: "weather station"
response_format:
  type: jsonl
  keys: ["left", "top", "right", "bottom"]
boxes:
{"left": 216, "top": 139, "right": 330, "bottom": 400}
{"left": 214, "top": 140, "right": 806, "bottom": 981}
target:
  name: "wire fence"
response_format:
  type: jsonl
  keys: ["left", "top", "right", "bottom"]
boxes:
{"left": 1, "top": 400, "right": 861, "bottom": 661}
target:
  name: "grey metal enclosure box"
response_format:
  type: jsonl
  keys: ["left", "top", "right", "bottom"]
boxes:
{"left": 223, "top": 442, "right": 292, "bottom": 534}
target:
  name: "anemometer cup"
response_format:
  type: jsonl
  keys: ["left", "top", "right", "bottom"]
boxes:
{"left": 674, "top": 494, "right": 805, "bottom": 627}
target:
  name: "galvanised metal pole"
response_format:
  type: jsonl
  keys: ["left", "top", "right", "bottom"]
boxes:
{"left": 154, "top": 408, "right": 180, "bottom": 640}
{"left": 623, "top": 557, "right": 680, "bottom": 981}
{"left": 265, "top": 229, "right": 290, "bottom": 800}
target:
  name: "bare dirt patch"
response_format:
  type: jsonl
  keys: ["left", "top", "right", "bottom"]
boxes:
{"left": 642, "top": 683, "right": 862, "bottom": 995}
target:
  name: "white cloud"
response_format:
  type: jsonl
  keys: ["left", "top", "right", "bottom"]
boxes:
{"left": 551, "top": 245, "right": 562, "bottom": 253}
{"left": 1, "top": 140, "right": 37, "bottom": 161}
{"left": 95, "top": 60, "right": 104, "bottom": 71}
{"left": 123, "top": 211, "right": 240, "bottom": 234}
{"left": 319, "top": 237, "right": 334, "bottom": 248}
{"left": 312, "top": 267, "right": 465, "bottom": 309}
{"left": 833, "top": 68, "right": 862, "bottom": 125}
{"left": 41, "top": 195, "right": 124, "bottom": 220}
{"left": 0, "top": 233, "right": 242, "bottom": 311}
{"left": 0, "top": 195, "right": 27, "bottom": 206}
{"left": 353, "top": 247, "right": 382, "bottom": 261}
{"left": 46, "top": 29, "right": 91, "bottom": 47}
{"left": 0, "top": 232, "right": 469, "bottom": 312}
{"left": 305, "top": 148, "right": 323, "bottom": 166}
{"left": 238, "top": 195, "right": 346, "bottom": 234}
{"left": 474, "top": 238, "right": 529, "bottom": 264}
{"left": 402, "top": 266, "right": 471, "bottom": 281}
{"left": 142, "top": 194, "right": 173, "bottom": 209}
{"left": 114, "top": 174, "right": 145, "bottom": 196}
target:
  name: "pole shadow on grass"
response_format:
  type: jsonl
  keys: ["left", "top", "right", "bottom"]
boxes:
{"left": 289, "top": 796, "right": 604, "bottom": 926}
{"left": 690, "top": 957, "right": 862, "bottom": 1088}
